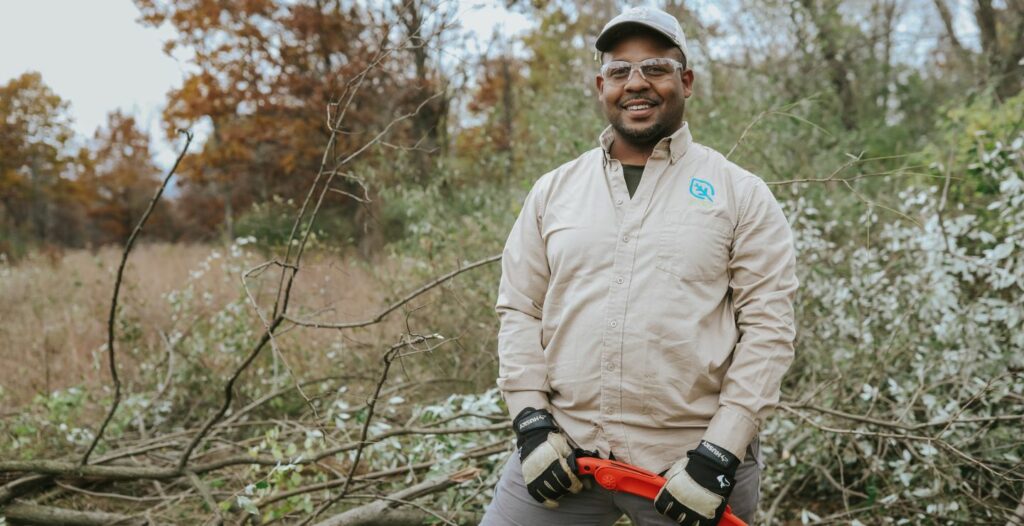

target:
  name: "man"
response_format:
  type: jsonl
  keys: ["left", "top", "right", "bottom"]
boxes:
{"left": 482, "top": 6, "right": 797, "bottom": 526}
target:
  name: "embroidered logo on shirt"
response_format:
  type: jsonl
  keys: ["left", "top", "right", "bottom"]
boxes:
{"left": 689, "top": 178, "right": 716, "bottom": 203}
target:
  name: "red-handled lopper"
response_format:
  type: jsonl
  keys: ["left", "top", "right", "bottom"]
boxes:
{"left": 571, "top": 455, "right": 747, "bottom": 526}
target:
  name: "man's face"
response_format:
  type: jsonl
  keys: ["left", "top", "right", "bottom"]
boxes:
{"left": 596, "top": 33, "right": 693, "bottom": 147}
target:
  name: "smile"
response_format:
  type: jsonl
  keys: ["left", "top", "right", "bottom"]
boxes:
{"left": 618, "top": 99, "right": 659, "bottom": 116}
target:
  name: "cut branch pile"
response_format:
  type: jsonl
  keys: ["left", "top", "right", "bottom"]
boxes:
{"left": 1, "top": 35, "right": 509, "bottom": 525}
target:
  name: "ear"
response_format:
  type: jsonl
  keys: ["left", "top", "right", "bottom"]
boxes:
{"left": 680, "top": 69, "right": 694, "bottom": 98}
{"left": 595, "top": 74, "right": 605, "bottom": 101}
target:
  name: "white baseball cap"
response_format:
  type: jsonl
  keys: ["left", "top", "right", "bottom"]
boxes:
{"left": 595, "top": 6, "right": 688, "bottom": 60}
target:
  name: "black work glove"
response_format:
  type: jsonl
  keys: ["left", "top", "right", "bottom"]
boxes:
{"left": 654, "top": 440, "right": 740, "bottom": 525}
{"left": 513, "top": 407, "right": 583, "bottom": 507}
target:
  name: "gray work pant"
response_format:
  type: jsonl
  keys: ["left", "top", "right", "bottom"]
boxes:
{"left": 480, "top": 439, "right": 761, "bottom": 526}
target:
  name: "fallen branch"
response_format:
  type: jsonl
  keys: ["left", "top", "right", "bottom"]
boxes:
{"left": 254, "top": 441, "right": 509, "bottom": 509}
{"left": 312, "top": 467, "right": 480, "bottom": 526}
{"left": 0, "top": 475, "right": 51, "bottom": 506}
{"left": 0, "top": 424, "right": 509, "bottom": 481}
{"left": 316, "top": 509, "right": 482, "bottom": 526}
{"left": 186, "top": 471, "right": 223, "bottom": 526}
{"left": 2, "top": 503, "right": 146, "bottom": 526}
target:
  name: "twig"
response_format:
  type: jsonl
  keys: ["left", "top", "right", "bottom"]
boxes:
{"left": 53, "top": 481, "right": 177, "bottom": 503}
{"left": 255, "top": 441, "right": 509, "bottom": 509}
{"left": 222, "top": 375, "right": 356, "bottom": 426}
{"left": 176, "top": 315, "right": 285, "bottom": 471}
{"left": 81, "top": 129, "right": 193, "bottom": 466}
{"left": 187, "top": 470, "right": 224, "bottom": 525}
{"left": 301, "top": 334, "right": 447, "bottom": 525}
{"left": 286, "top": 254, "right": 501, "bottom": 329}
{"left": 726, "top": 97, "right": 830, "bottom": 159}
{"left": 785, "top": 401, "right": 1024, "bottom": 431}
{"left": 762, "top": 475, "right": 795, "bottom": 525}
{"left": 780, "top": 406, "right": 1008, "bottom": 481}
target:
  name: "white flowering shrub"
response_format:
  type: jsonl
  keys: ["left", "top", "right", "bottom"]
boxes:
{"left": 757, "top": 125, "right": 1024, "bottom": 522}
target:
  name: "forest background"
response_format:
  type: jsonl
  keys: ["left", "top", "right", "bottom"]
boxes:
{"left": 1, "top": 0, "right": 1023, "bottom": 524}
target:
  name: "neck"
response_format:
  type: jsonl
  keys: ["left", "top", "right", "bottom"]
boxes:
{"left": 608, "top": 120, "right": 685, "bottom": 165}
{"left": 609, "top": 133, "right": 656, "bottom": 165}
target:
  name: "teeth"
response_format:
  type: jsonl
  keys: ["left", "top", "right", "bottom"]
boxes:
{"left": 626, "top": 104, "right": 652, "bottom": 110}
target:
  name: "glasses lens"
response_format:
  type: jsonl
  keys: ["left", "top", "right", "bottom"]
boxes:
{"left": 641, "top": 60, "right": 673, "bottom": 77}
{"left": 603, "top": 62, "right": 633, "bottom": 81}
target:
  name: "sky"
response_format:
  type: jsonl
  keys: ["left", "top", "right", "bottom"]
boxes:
{"left": 0, "top": 0, "right": 532, "bottom": 168}
{"left": 0, "top": 1, "right": 187, "bottom": 165}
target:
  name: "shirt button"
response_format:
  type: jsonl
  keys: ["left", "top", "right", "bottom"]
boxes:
{"left": 605, "top": 405, "right": 614, "bottom": 415}
{"left": 615, "top": 276, "right": 624, "bottom": 284}
{"left": 606, "top": 361, "right": 615, "bottom": 371}
{"left": 609, "top": 320, "right": 618, "bottom": 328}
{"left": 622, "top": 234, "right": 630, "bottom": 243}
{"left": 616, "top": 199, "right": 623, "bottom": 206}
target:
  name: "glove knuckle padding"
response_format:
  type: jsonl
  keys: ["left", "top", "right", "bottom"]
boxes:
{"left": 521, "top": 440, "right": 558, "bottom": 481}
{"left": 662, "top": 459, "right": 723, "bottom": 519}
{"left": 521, "top": 433, "right": 582, "bottom": 507}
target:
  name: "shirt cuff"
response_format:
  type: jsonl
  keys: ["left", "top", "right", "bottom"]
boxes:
{"left": 702, "top": 405, "right": 758, "bottom": 460}
{"left": 502, "top": 390, "right": 550, "bottom": 420}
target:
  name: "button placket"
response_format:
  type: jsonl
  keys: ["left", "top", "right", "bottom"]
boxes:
{"left": 606, "top": 160, "right": 630, "bottom": 216}
{"left": 603, "top": 157, "right": 664, "bottom": 457}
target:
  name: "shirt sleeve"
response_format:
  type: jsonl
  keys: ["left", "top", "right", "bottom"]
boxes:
{"left": 703, "top": 177, "right": 798, "bottom": 459}
{"left": 495, "top": 179, "right": 553, "bottom": 418}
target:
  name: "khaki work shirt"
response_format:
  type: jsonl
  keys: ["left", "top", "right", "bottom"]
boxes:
{"left": 495, "top": 123, "right": 798, "bottom": 473}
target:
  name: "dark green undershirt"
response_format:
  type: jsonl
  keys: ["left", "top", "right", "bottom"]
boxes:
{"left": 622, "top": 164, "right": 644, "bottom": 199}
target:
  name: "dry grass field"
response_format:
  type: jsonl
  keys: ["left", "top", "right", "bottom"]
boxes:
{"left": 0, "top": 243, "right": 398, "bottom": 410}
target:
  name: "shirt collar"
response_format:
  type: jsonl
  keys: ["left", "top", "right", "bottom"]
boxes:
{"left": 599, "top": 121, "right": 693, "bottom": 165}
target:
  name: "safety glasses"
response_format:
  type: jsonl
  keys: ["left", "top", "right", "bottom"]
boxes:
{"left": 599, "top": 58, "right": 684, "bottom": 84}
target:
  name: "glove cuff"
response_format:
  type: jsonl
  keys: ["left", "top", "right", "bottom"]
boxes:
{"left": 691, "top": 440, "right": 740, "bottom": 477}
{"left": 513, "top": 407, "right": 558, "bottom": 438}
{"left": 513, "top": 407, "right": 559, "bottom": 460}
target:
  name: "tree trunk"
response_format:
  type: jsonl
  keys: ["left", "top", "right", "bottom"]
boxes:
{"left": 933, "top": 0, "right": 969, "bottom": 60}
{"left": 801, "top": 0, "right": 858, "bottom": 130}
{"left": 501, "top": 53, "right": 515, "bottom": 182}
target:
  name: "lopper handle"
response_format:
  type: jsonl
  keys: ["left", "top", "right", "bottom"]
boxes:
{"left": 573, "top": 456, "right": 747, "bottom": 526}
{"left": 718, "top": 507, "right": 746, "bottom": 526}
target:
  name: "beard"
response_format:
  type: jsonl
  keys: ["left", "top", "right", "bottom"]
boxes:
{"left": 607, "top": 98, "right": 685, "bottom": 147}
{"left": 611, "top": 118, "right": 670, "bottom": 145}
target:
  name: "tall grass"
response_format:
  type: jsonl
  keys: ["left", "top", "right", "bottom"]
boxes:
{"left": 0, "top": 243, "right": 392, "bottom": 409}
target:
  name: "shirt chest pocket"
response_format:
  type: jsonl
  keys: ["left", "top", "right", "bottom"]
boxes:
{"left": 655, "top": 209, "right": 733, "bottom": 282}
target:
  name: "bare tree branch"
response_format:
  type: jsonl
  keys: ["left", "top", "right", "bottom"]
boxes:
{"left": 80, "top": 130, "right": 194, "bottom": 466}
{"left": 286, "top": 253, "right": 501, "bottom": 329}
